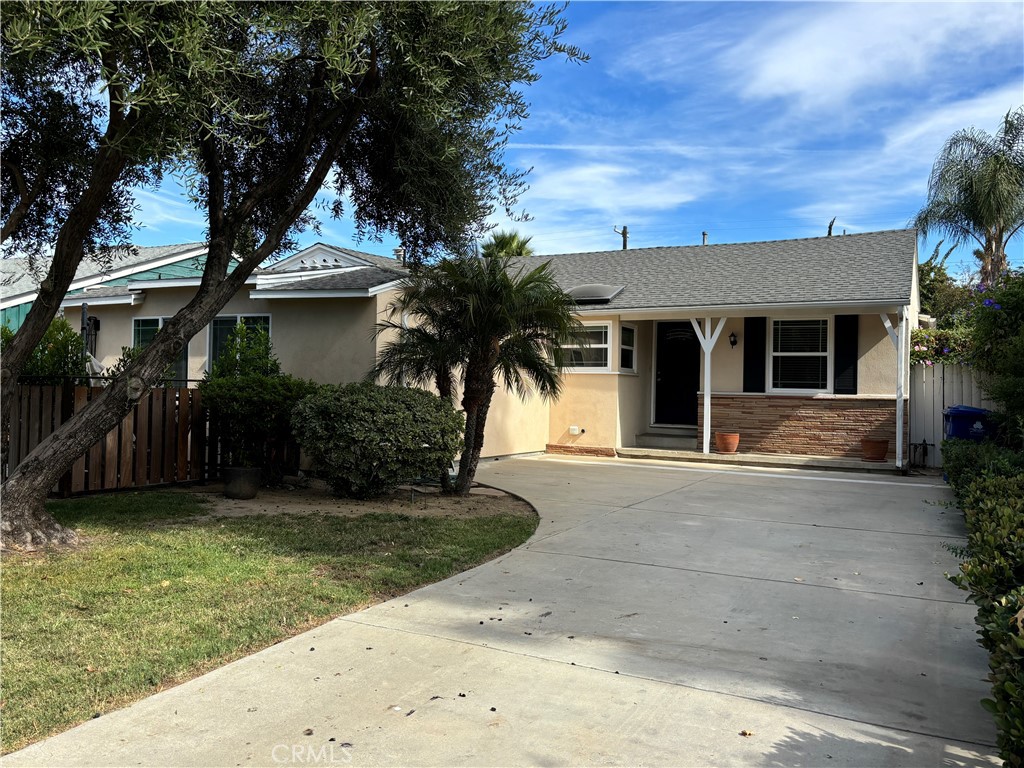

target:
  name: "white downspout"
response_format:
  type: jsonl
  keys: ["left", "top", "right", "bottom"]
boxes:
{"left": 690, "top": 316, "right": 727, "bottom": 454}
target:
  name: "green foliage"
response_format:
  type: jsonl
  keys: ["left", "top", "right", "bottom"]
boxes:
{"left": 209, "top": 324, "right": 280, "bottom": 378}
{"left": 944, "top": 468, "right": 1024, "bottom": 766}
{"left": 0, "top": 317, "right": 87, "bottom": 383}
{"left": 971, "top": 270, "right": 1024, "bottom": 439}
{"left": 374, "top": 232, "right": 586, "bottom": 492}
{"left": 199, "top": 325, "right": 314, "bottom": 474}
{"left": 291, "top": 383, "right": 464, "bottom": 499}
{"left": 942, "top": 439, "right": 1024, "bottom": 497}
{"left": 909, "top": 327, "right": 972, "bottom": 366}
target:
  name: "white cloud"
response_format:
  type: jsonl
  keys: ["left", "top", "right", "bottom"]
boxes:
{"left": 132, "top": 188, "right": 205, "bottom": 232}
{"left": 723, "top": 2, "right": 1021, "bottom": 111}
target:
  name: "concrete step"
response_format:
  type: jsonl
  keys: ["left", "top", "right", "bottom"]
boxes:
{"left": 617, "top": 446, "right": 904, "bottom": 474}
{"left": 634, "top": 432, "right": 698, "bottom": 450}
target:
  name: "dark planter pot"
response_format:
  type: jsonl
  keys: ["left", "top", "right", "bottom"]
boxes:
{"left": 861, "top": 438, "right": 889, "bottom": 463}
{"left": 223, "top": 467, "right": 262, "bottom": 499}
{"left": 715, "top": 432, "right": 740, "bottom": 454}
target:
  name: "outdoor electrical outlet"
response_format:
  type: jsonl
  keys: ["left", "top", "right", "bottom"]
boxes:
{"left": 569, "top": 425, "right": 580, "bottom": 435}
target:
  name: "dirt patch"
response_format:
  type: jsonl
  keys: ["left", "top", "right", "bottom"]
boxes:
{"left": 177, "top": 479, "right": 535, "bottom": 521}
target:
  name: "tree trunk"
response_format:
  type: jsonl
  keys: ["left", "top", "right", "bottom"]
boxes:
{"left": 1, "top": 456, "right": 79, "bottom": 550}
{"left": 0, "top": 257, "right": 247, "bottom": 550}
{"left": 454, "top": 384, "right": 494, "bottom": 494}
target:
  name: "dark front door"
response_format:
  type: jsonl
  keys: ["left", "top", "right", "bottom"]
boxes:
{"left": 654, "top": 321, "right": 700, "bottom": 425}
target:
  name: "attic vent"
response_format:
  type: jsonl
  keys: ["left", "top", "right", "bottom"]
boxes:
{"left": 567, "top": 284, "right": 624, "bottom": 305}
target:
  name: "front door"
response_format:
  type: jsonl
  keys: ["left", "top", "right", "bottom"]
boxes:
{"left": 654, "top": 321, "right": 700, "bottom": 425}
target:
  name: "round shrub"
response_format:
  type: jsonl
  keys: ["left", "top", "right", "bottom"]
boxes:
{"left": 292, "top": 383, "right": 464, "bottom": 498}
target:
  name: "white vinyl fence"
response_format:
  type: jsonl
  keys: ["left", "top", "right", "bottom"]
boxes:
{"left": 909, "top": 363, "right": 994, "bottom": 468}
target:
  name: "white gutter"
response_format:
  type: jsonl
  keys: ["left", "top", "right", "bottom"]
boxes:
{"left": 249, "top": 279, "right": 405, "bottom": 300}
{"left": 690, "top": 316, "right": 727, "bottom": 454}
{"left": 583, "top": 298, "right": 911, "bottom": 318}
{"left": 59, "top": 292, "right": 146, "bottom": 308}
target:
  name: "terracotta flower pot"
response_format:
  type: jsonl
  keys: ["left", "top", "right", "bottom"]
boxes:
{"left": 861, "top": 438, "right": 889, "bottom": 463}
{"left": 715, "top": 432, "right": 740, "bottom": 454}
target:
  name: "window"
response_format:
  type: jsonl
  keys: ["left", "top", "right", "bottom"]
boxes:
{"left": 209, "top": 315, "right": 271, "bottom": 369}
{"left": 563, "top": 323, "right": 610, "bottom": 370}
{"left": 771, "top": 319, "right": 829, "bottom": 391}
{"left": 132, "top": 318, "right": 189, "bottom": 385}
{"left": 620, "top": 324, "right": 636, "bottom": 372}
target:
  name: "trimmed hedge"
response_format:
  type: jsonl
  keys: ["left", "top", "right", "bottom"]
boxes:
{"left": 292, "top": 383, "right": 464, "bottom": 499}
{"left": 944, "top": 441, "right": 1024, "bottom": 766}
{"left": 943, "top": 439, "right": 1024, "bottom": 498}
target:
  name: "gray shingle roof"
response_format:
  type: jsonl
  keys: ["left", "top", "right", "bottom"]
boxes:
{"left": 259, "top": 266, "right": 406, "bottom": 293}
{"left": 263, "top": 242, "right": 404, "bottom": 273}
{"left": 523, "top": 229, "right": 917, "bottom": 311}
{"left": 1, "top": 243, "right": 206, "bottom": 300}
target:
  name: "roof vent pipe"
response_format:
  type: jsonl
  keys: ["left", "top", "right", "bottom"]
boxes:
{"left": 393, "top": 246, "right": 406, "bottom": 266}
{"left": 702, "top": 231, "right": 708, "bottom": 246}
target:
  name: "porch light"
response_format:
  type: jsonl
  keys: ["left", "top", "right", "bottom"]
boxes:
{"left": 729, "top": 332, "right": 738, "bottom": 348}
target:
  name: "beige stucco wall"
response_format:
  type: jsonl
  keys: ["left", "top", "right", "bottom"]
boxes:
{"left": 480, "top": 388, "right": 550, "bottom": 457}
{"left": 549, "top": 373, "right": 619, "bottom": 450}
{"left": 618, "top": 320, "right": 652, "bottom": 447}
{"left": 88, "top": 286, "right": 381, "bottom": 384}
{"left": 858, "top": 313, "right": 898, "bottom": 395}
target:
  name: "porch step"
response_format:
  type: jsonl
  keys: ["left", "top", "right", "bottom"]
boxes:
{"left": 616, "top": 447, "right": 902, "bottom": 474}
{"left": 634, "top": 432, "right": 698, "bottom": 451}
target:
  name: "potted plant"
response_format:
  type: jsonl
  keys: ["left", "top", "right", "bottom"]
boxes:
{"left": 199, "top": 324, "right": 314, "bottom": 499}
{"left": 861, "top": 438, "right": 889, "bottom": 462}
{"left": 715, "top": 431, "right": 740, "bottom": 454}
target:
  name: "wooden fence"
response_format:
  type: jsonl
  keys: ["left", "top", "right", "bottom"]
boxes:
{"left": 909, "top": 363, "right": 994, "bottom": 468}
{"left": 4, "top": 385, "right": 207, "bottom": 494}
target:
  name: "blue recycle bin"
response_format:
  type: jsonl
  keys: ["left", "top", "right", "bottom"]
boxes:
{"left": 943, "top": 405, "right": 991, "bottom": 442}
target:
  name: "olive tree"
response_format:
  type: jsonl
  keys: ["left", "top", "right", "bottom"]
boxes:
{"left": 0, "top": 1, "right": 584, "bottom": 549}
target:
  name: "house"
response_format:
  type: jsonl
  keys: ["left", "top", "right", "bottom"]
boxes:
{"left": 2, "top": 230, "right": 918, "bottom": 466}
{"left": 530, "top": 228, "right": 918, "bottom": 466}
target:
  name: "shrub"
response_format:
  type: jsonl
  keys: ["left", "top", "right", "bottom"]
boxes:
{"left": 292, "top": 383, "right": 464, "bottom": 499}
{"left": 944, "top": 458, "right": 1024, "bottom": 765}
{"left": 942, "top": 439, "right": 1024, "bottom": 496}
{"left": 909, "top": 326, "right": 972, "bottom": 367}
{"left": 972, "top": 270, "right": 1024, "bottom": 445}
{"left": 199, "top": 323, "right": 315, "bottom": 478}
{"left": 1, "top": 317, "right": 88, "bottom": 384}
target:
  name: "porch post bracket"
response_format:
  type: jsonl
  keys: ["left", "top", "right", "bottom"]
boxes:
{"left": 690, "top": 316, "right": 727, "bottom": 454}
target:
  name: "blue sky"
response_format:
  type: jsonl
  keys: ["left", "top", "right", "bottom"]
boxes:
{"left": 133, "top": 1, "right": 1024, "bottom": 275}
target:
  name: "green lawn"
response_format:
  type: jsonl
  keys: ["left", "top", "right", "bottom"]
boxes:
{"left": 1, "top": 491, "right": 536, "bottom": 754}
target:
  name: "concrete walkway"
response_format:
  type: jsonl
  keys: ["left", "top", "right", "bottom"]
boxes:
{"left": 6, "top": 456, "right": 998, "bottom": 767}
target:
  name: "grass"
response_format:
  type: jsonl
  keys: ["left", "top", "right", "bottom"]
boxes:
{"left": 0, "top": 491, "right": 537, "bottom": 754}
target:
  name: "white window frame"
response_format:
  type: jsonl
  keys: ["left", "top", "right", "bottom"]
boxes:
{"left": 564, "top": 321, "right": 612, "bottom": 373}
{"left": 619, "top": 322, "right": 637, "bottom": 374}
{"left": 767, "top": 317, "right": 833, "bottom": 394}
{"left": 206, "top": 313, "right": 272, "bottom": 372}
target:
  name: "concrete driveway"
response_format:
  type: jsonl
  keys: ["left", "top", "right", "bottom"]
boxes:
{"left": 6, "top": 457, "right": 998, "bottom": 767}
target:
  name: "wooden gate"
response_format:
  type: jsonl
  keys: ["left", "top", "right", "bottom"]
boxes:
{"left": 4, "top": 385, "right": 207, "bottom": 494}
{"left": 909, "top": 363, "right": 994, "bottom": 468}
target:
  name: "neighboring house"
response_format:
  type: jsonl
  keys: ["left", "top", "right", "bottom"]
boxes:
{"left": 2, "top": 231, "right": 919, "bottom": 465}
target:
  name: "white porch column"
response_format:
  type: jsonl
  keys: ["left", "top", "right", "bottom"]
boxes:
{"left": 690, "top": 316, "right": 727, "bottom": 454}
{"left": 881, "top": 309, "right": 907, "bottom": 470}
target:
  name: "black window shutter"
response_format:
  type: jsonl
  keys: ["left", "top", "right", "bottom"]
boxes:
{"left": 742, "top": 317, "right": 767, "bottom": 392}
{"left": 833, "top": 315, "right": 858, "bottom": 394}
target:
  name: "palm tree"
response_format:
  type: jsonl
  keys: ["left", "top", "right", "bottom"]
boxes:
{"left": 373, "top": 231, "right": 584, "bottom": 494}
{"left": 913, "top": 106, "right": 1024, "bottom": 286}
